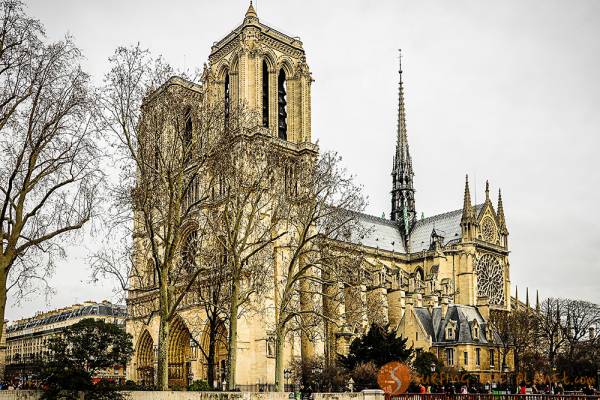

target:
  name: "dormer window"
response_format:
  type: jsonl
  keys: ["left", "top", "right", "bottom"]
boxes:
{"left": 472, "top": 320, "right": 480, "bottom": 341}
{"left": 446, "top": 320, "right": 457, "bottom": 340}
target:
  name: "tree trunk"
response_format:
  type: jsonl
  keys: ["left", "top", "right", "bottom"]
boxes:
{"left": 157, "top": 313, "right": 170, "bottom": 390}
{"left": 299, "top": 262, "right": 315, "bottom": 361}
{"left": 207, "top": 317, "right": 217, "bottom": 389}
{"left": 0, "top": 265, "right": 7, "bottom": 344}
{"left": 156, "top": 313, "right": 170, "bottom": 390}
{"left": 226, "top": 281, "right": 239, "bottom": 390}
{"left": 274, "top": 326, "right": 285, "bottom": 392}
{"left": 157, "top": 271, "right": 171, "bottom": 390}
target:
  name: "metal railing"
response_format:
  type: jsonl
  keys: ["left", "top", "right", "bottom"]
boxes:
{"left": 390, "top": 395, "right": 600, "bottom": 400}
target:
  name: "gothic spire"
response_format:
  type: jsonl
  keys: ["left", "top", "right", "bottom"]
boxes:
{"left": 497, "top": 189, "right": 507, "bottom": 234}
{"left": 391, "top": 49, "right": 416, "bottom": 241}
{"left": 397, "top": 50, "right": 409, "bottom": 165}
{"left": 461, "top": 175, "right": 475, "bottom": 223}
{"left": 460, "top": 175, "right": 476, "bottom": 241}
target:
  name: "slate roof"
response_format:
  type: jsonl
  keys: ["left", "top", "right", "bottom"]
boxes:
{"left": 408, "top": 204, "right": 484, "bottom": 253}
{"left": 350, "top": 205, "right": 483, "bottom": 255}
{"left": 351, "top": 212, "right": 407, "bottom": 253}
{"left": 7, "top": 303, "right": 126, "bottom": 334}
{"left": 412, "top": 304, "right": 498, "bottom": 345}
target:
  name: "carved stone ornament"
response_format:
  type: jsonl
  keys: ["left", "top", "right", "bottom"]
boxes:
{"left": 475, "top": 253, "right": 504, "bottom": 305}
{"left": 481, "top": 216, "right": 498, "bottom": 243}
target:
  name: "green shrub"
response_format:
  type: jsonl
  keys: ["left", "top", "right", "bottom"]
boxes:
{"left": 188, "top": 380, "right": 211, "bottom": 391}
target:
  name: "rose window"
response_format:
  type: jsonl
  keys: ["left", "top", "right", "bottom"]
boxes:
{"left": 475, "top": 254, "right": 504, "bottom": 305}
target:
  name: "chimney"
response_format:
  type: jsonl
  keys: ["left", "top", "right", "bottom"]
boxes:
{"left": 441, "top": 297, "right": 449, "bottom": 319}
{"left": 590, "top": 326, "right": 596, "bottom": 340}
{"left": 477, "top": 296, "right": 490, "bottom": 321}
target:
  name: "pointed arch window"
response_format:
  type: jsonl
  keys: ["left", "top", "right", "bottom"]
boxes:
{"left": 262, "top": 60, "right": 269, "bottom": 128}
{"left": 277, "top": 68, "right": 287, "bottom": 140}
{"left": 183, "top": 109, "right": 193, "bottom": 163}
{"left": 184, "top": 111, "right": 193, "bottom": 148}
{"left": 224, "top": 72, "right": 230, "bottom": 125}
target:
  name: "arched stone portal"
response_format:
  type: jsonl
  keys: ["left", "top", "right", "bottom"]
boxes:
{"left": 168, "top": 316, "right": 192, "bottom": 388}
{"left": 136, "top": 330, "right": 155, "bottom": 386}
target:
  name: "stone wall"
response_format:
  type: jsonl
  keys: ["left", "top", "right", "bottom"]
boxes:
{"left": 0, "top": 390, "right": 385, "bottom": 400}
{"left": 0, "top": 391, "right": 43, "bottom": 400}
{"left": 122, "top": 392, "right": 291, "bottom": 400}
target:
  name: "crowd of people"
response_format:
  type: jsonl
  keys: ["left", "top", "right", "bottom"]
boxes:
{"left": 412, "top": 382, "right": 600, "bottom": 395}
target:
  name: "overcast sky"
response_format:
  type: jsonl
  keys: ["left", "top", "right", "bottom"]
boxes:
{"left": 8, "top": 0, "right": 600, "bottom": 320}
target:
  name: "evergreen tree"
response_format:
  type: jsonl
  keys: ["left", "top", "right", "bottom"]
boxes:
{"left": 413, "top": 351, "right": 443, "bottom": 377}
{"left": 340, "top": 323, "right": 413, "bottom": 371}
{"left": 41, "top": 318, "right": 133, "bottom": 399}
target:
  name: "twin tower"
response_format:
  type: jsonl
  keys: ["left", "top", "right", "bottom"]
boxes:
{"left": 203, "top": 3, "right": 313, "bottom": 144}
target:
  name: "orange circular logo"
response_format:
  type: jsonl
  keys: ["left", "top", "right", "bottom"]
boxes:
{"left": 377, "top": 361, "right": 411, "bottom": 395}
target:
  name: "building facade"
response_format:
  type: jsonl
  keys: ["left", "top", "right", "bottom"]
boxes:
{"left": 4, "top": 300, "right": 127, "bottom": 385}
{"left": 126, "top": 3, "right": 515, "bottom": 388}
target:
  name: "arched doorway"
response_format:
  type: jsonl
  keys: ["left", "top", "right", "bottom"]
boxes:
{"left": 168, "top": 317, "right": 192, "bottom": 388}
{"left": 136, "top": 330, "right": 155, "bottom": 386}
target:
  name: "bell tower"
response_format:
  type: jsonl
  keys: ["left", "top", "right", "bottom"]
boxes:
{"left": 205, "top": 2, "right": 313, "bottom": 143}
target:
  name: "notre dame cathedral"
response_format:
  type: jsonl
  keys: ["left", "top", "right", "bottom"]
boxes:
{"left": 127, "top": 3, "right": 515, "bottom": 388}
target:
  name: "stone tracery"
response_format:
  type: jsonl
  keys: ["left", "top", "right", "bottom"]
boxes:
{"left": 475, "top": 253, "right": 504, "bottom": 305}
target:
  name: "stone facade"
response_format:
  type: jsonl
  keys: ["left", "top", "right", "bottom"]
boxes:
{"left": 126, "top": 3, "right": 515, "bottom": 389}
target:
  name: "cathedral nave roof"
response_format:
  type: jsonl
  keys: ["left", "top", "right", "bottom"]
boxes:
{"left": 350, "top": 204, "right": 484, "bottom": 254}
{"left": 408, "top": 204, "right": 484, "bottom": 252}
{"left": 351, "top": 212, "right": 407, "bottom": 253}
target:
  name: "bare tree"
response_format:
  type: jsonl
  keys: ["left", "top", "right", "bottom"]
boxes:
{"left": 0, "top": 0, "right": 102, "bottom": 339}
{"left": 188, "top": 254, "right": 231, "bottom": 389}
{"left": 270, "top": 150, "right": 367, "bottom": 391}
{"left": 96, "top": 45, "right": 229, "bottom": 390}
{"left": 488, "top": 309, "right": 513, "bottom": 374}
{"left": 201, "top": 124, "right": 288, "bottom": 390}
{"left": 561, "top": 298, "right": 600, "bottom": 358}
{"left": 489, "top": 308, "right": 536, "bottom": 375}
{"left": 537, "top": 297, "right": 567, "bottom": 370}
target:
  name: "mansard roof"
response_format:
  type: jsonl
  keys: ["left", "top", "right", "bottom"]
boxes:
{"left": 409, "top": 204, "right": 484, "bottom": 252}
{"left": 7, "top": 301, "right": 126, "bottom": 335}
{"left": 412, "top": 304, "right": 496, "bottom": 345}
